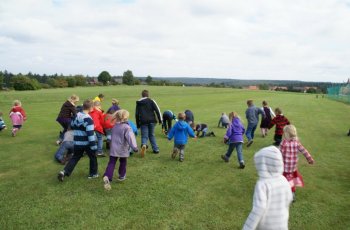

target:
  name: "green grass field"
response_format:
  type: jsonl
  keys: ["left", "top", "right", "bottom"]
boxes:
{"left": 0, "top": 86, "right": 349, "bottom": 229}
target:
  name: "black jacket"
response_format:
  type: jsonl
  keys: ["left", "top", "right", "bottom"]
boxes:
{"left": 135, "top": 97, "right": 162, "bottom": 128}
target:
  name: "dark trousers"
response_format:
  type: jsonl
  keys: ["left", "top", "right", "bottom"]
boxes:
{"left": 56, "top": 117, "right": 71, "bottom": 140}
{"left": 274, "top": 134, "right": 282, "bottom": 146}
{"left": 64, "top": 146, "right": 97, "bottom": 176}
{"left": 162, "top": 118, "right": 172, "bottom": 132}
{"left": 103, "top": 156, "right": 127, "bottom": 181}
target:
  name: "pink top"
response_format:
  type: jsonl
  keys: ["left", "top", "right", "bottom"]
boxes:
{"left": 9, "top": 112, "right": 24, "bottom": 126}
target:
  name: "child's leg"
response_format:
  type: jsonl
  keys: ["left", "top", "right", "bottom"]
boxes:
{"left": 86, "top": 148, "right": 98, "bottom": 176}
{"left": 235, "top": 142, "right": 244, "bottom": 168}
{"left": 63, "top": 148, "right": 84, "bottom": 176}
{"left": 104, "top": 156, "right": 118, "bottom": 181}
{"left": 178, "top": 145, "right": 185, "bottom": 161}
{"left": 95, "top": 132, "right": 103, "bottom": 154}
{"left": 55, "top": 141, "right": 70, "bottom": 163}
{"left": 118, "top": 157, "right": 127, "bottom": 179}
{"left": 224, "top": 143, "right": 235, "bottom": 159}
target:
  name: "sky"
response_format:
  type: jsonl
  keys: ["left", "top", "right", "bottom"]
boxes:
{"left": 0, "top": 0, "right": 349, "bottom": 82}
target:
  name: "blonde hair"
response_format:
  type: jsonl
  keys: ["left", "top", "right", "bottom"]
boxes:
{"left": 283, "top": 125, "right": 297, "bottom": 140}
{"left": 69, "top": 94, "right": 79, "bottom": 103}
{"left": 115, "top": 109, "right": 129, "bottom": 122}
{"left": 93, "top": 100, "right": 101, "bottom": 107}
{"left": 13, "top": 100, "right": 22, "bottom": 106}
{"left": 228, "top": 111, "right": 238, "bottom": 121}
{"left": 178, "top": 112, "right": 186, "bottom": 120}
{"left": 111, "top": 98, "right": 119, "bottom": 105}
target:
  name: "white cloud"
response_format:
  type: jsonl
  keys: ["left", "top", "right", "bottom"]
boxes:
{"left": 0, "top": 0, "right": 349, "bottom": 82}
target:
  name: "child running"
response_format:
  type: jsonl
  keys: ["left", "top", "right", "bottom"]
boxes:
{"left": 268, "top": 107, "right": 290, "bottom": 146}
{"left": 57, "top": 99, "right": 98, "bottom": 182}
{"left": 243, "top": 146, "right": 293, "bottom": 229}
{"left": 167, "top": 112, "right": 196, "bottom": 162}
{"left": 89, "top": 100, "right": 105, "bottom": 156}
{"left": 221, "top": 112, "right": 246, "bottom": 169}
{"left": 279, "top": 125, "right": 314, "bottom": 202}
{"left": 9, "top": 100, "right": 26, "bottom": 137}
{"left": 103, "top": 109, "right": 138, "bottom": 190}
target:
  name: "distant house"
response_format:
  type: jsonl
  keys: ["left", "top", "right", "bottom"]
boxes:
{"left": 247, "top": 85, "right": 259, "bottom": 90}
{"left": 270, "top": 86, "right": 288, "bottom": 91}
{"left": 111, "top": 76, "right": 123, "bottom": 84}
{"left": 88, "top": 77, "right": 98, "bottom": 85}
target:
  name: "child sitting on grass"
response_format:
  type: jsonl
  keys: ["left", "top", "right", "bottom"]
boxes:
{"left": 167, "top": 113, "right": 196, "bottom": 162}
{"left": 268, "top": 107, "right": 290, "bottom": 146}
{"left": 221, "top": 112, "right": 246, "bottom": 169}
{"left": 103, "top": 109, "right": 138, "bottom": 191}
{"left": 0, "top": 112, "right": 6, "bottom": 131}
{"left": 243, "top": 146, "right": 293, "bottom": 229}
{"left": 54, "top": 129, "right": 74, "bottom": 164}
{"left": 9, "top": 100, "right": 26, "bottom": 137}
{"left": 279, "top": 125, "right": 314, "bottom": 202}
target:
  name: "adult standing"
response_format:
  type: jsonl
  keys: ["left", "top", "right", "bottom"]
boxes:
{"left": 56, "top": 94, "right": 79, "bottom": 144}
{"left": 245, "top": 100, "right": 265, "bottom": 147}
{"left": 260, "top": 101, "right": 275, "bottom": 137}
{"left": 135, "top": 90, "right": 162, "bottom": 156}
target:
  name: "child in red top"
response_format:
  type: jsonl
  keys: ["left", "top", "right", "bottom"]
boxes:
{"left": 89, "top": 100, "right": 105, "bottom": 156}
{"left": 268, "top": 107, "right": 290, "bottom": 146}
{"left": 279, "top": 125, "right": 314, "bottom": 202}
{"left": 103, "top": 108, "right": 117, "bottom": 149}
{"left": 9, "top": 100, "right": 26, "bottom": 136}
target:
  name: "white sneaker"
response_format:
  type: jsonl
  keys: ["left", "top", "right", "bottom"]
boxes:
{"left": 103, "top": 176, "right": 111, "bottom": 191}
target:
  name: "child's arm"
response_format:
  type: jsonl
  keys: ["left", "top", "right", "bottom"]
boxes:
{"left": 86, "top": 118, "right": 97, "bottom": 151}
{"left": 268, "top": 118, "right": 276, "bottom": 129}
{"left": 297, "top": 141, "right": 314, "bottom": 164}
{"left": 125, "top": 128, "right": 138, "bottom": 152}
{"left": 167, "top": 126, "right": 175, "bottom": 140}
{"left": 243, "top": 182, "right": 268, "bottom": 230}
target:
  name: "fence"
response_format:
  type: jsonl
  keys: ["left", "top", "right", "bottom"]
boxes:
{"left": 327, "top": 84, "right": 350, "bottom": 104}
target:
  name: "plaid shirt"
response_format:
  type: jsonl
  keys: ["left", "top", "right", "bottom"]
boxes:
{"left": 279, "top": 138, "right": 313, "bottom": 173}
{"left": 268, "top": 114, "right": 290, "bottom": 135}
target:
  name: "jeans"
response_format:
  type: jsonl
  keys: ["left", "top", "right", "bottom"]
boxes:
{"left": 140, "top": 123, "right": 159, "bottom": 151}
{"left": 197, "top": 128, "right": 208, "bottom": 137}
{"left": 225, "top": 142, "right": 243, "bottom": 163}
{"left": 175, "top": 144, "right": 185, "bottom": 160}
{"left": 103, "top": 156, "right": 127, "bottom": 181}
{"left": 64, "top": 146, "right": 98, "bottom": 177}
{"left": 246, "top": 123, "right": 257, "bottom": 141}
{"left": 54, "top": 141, "right": 74, "bottom": 162}
{"left": 95, "top": 131, "right": 103, "bottom": 153}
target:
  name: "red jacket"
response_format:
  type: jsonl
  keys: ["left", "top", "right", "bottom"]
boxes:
{"left": 103, "top": 113, "right": 116, "bottom": 129}
{"left": 89, "top": 108, "right": 104, "bottom": 134}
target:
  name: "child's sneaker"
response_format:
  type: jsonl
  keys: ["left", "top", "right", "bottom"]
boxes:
{"left": 171, "top": 148, "right": 179, "bottom": 159}
{"left": 247, "top": 140, "right": 253, "bottom": 147}
{"left": 103, "top": 176, "right": 111, "bottom": 191}
{"left": 118, "top": 176, "right": 126, "bottom": 182}
{"left": 221, "top": 155, "right": 229, "bottom": 163}
{"left": 239, "top": 161, "right": 245, "bottom": 169}
{"left": 88, "top": 174, "right": 99, "bottom": 179}
{"left": 179, "top": 158, "right": 184, "bottom": 162}
{"left": 57, "top": 171, "right": 65, "bottom": 182}
{"left": 97, "top": 152, "right": 106, "bottom": 157}
{"left": 140, "top": 145, "right": 147, "bottom": 158}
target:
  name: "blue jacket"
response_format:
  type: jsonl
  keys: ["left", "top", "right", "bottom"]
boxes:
{"left": 167, "top": 120, "right": 195, "bottom": 145}
{"left": 245, "top": 105, "right": 265, "bottom": 125}
{"left": 127, "top": 120, "right": 138, "bottom": 136}
{"left": 224, "top": 117, "right": 245, "bottom": 143}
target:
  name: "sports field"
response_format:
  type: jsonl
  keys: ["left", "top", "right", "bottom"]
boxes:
{"left": 0, "top": 86, "right": 349, "bottom": 229}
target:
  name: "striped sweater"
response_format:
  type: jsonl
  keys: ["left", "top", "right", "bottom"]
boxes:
{"left": 71, "top": 112, "right": 97, "bottom": 150}
{"left": 243, "top": 146, "right": 293, "bottom": 230}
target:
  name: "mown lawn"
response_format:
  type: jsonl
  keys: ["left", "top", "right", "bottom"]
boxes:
{"left": 0, "top": 85, "right": 349, "bottom": 229}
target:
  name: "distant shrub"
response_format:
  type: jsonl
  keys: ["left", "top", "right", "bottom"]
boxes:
{"left": 12, "top": 76, "right": 41, "bottom": 91}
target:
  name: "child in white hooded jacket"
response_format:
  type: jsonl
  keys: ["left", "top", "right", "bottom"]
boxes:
{"left": 243, "top": 146, "right": 293, "bottom": 230}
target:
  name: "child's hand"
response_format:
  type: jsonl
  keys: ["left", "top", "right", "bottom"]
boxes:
{"left": 223, "top": 138, "right": 228, "bottom": 144}
{"left": 193, "top": 136, "right": 198, "bottom": 141}
{"left": 308, "top": 158, "right": 314, "bottom": 164}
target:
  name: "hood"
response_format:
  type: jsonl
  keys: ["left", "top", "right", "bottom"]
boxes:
{"left": 136, "top": 97, "right": 150, "bottom": 105}
{"left": 232, "top": 117, "right": 242, "bottom": 129}
{"left": 174, "top": 121, "right": 188, "bottom": 130}
{"left": 74, "top": 112, "right": 88, "bottom": 125}
{"left": 254, "top": 146, "right": 283, "bottom": 179}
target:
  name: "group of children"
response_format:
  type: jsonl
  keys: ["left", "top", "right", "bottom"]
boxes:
{"left": 0, "top": 100, "right": 27, "bottom": 137}
{"left": 1, "top": 94, "right": 316, "bottom": 228}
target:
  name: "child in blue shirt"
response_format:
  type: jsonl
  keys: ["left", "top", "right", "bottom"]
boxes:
{"left": 167, "top": 113, "right": 196, "bottom": 162}
{"left": 0, "top": 112, "right": 6, "bottom": 131}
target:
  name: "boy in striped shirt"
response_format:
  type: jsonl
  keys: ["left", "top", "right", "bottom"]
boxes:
{"left": 58, "top": 99, "right": 98, "bottom": 182}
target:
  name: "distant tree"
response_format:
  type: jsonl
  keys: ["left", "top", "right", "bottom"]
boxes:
{"left": 66, "top": 77, "right": 76, "bottom": 87}
{"left": 98, "top": 71, "right": 111, "bottom": 85}
{"left": 0, "top": 71, "right": 4, "bottom": 89}
{"left": 259, "top": 84, "right": 269, "bottom": 90}
{"left": 145, "top": 75, "right": 153, "bottom": 84}
{"left": 12, "top": 76, "right": 41, "bottom": 90}
{"left": 74, "top": 75, "right": 87, "bottom": 86}
{"left": 122, "top": 70, "right": 135, "bottom": 85}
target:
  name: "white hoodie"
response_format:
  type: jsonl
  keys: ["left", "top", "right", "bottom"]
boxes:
{"left": 243, "top": 146, "right": 293, "bottom": 230}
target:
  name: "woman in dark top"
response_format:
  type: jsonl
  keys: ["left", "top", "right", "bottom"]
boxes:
{"left": 56, "top": 94, "right": 79, "bottom": 143}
